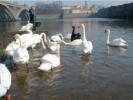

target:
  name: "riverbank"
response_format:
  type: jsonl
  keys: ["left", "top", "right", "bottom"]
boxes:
{"left": 37, "top": 13, "right": 89, "bottom": 20}
{"left": 37, "top": 14, "right": 60, "bottom": 20}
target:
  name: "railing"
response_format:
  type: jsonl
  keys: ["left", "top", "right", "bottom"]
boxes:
{"left": 0, "top": 1, "right": 28, "bottom": 7}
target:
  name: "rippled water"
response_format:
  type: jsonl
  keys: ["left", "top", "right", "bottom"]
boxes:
{"left": 0, "top": 18, "right": 133, "bottom": 100}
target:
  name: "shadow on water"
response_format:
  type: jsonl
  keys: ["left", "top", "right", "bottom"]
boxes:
{"left": 106, "top": 46, "right": 128, "bottom": 56}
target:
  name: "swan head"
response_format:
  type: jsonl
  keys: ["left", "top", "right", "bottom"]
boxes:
{"left": 58, "top": 33, "right": 64, "bottom": 40}
{"left": 40, "top": 32, "right": 47, "bottom": 38}
{"left": 105, "top": 29, "right": 110, "bottom": 33}
{"left": 81, "top": 24, "right": 85, "bottom": 28}
{"left": 14, "top": 34, "right": 20, "bottom": 40}
{"left": 51, "top": 33, "right": 63, "bottom": 44}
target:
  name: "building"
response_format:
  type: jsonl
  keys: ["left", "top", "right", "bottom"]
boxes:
{"left": 62, "top": 5, "right": 92, "bottom": 14}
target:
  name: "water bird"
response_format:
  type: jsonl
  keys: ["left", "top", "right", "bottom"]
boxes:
{"left": 0, "top": 63, "right": 11, "bottom": 98}
{"left": 62, "top": 24, "right": 93, "bottom": 54}
{"left": 38, "top": 34, "right": 62, "bottom": 71}
{"left": 105, "top": 29, "right": 128, "bottom": 48}
{"left": 63, "top": 26, "right": 81, "bottom": 41}
{"left": 81, "top": 24, "right": 93, "bottom": 54}
{"left": 13, "top": 34, "right": 29, "bottom": 65}
{"left": 19, "top": 21, "right": 33, "bottom": 34}
{"left": 5, "top": 41, "right": 20, "bottom": 57}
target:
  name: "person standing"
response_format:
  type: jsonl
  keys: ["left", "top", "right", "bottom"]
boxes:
{"left": 29, "top": 4, "right": 36, "bottom": 31}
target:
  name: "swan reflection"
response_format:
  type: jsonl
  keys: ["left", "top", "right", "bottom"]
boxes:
{"left": 107, "top": 46, "right": 127, "bottom": 56}
{"left": 12, "top": 66, "right": 30, "bottom": 98}
{"left": 81, "top": 54, "right": 93, "bottom": 65}
{"left": 81, "top": 55, "right": 93, "bottom": 78}
{"left": 37, "top": 67, "right": 61, "bottom": 86}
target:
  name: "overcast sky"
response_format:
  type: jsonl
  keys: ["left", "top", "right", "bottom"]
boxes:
{"left": 13, "top": 0, "right": 133, "bottom": 7}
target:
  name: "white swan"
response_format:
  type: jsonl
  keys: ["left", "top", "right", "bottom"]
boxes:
{"left": 62, "top": 39, "right": 82, "bottom": 46}
{"left": 0, "top": 63, "right": 11, "bottom": 97}
{"left": 5, "top": 41, "right": 20, "bottom": 57}
{"left": 105, "top": 29, "right": 128, "bottom": 48}
{"left": 19, "top": 21, "right": 33, "bottom": 34}
{"left": 38, "top": 36, "right": 61, "bottom": 71}
{"left": 13, "top": 34, "right": 29, "bottom": 65}
{"left": 64, "top": 33, "right": 71, "bottom": 40}
{"left": 48, "top": 33, "right": 64, "bottom": 51}
{"left": 15, "top": 33, "right": 34, "bottom": 48}
{"left": 81, "top": 24, "right": 93, "bottom": 54}
{"left": 30, "top": 32, "right": 48, "bottom": 49}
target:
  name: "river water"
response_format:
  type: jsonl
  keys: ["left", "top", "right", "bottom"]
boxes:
{"left": 0, "top": 18, "right": 133, "bottom": 100}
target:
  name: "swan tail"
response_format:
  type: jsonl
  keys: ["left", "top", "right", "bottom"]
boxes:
{"left": 38, "top": 63, "right": 52, "bottom": 71}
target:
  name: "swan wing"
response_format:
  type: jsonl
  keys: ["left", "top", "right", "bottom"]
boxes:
{"left": 5, "top": 41, "right": 20, "bottom": 56}
{"left": 19, "top": 23, "right": 33, "bottom": 31}
{"left": 0, "top": 64, "right": 11, "bottom": 89}
{"left": 0, "top": 85, "right": 7, "bottom": 97}
{"left": 112, "top": 38, "right": 127, "bottom": 43}
{"left": 83, "top": 41, "right": 93, "bottom": 54}
{"left": 13, "top": 48, "right": 29, "bottom": 64}
{"left": 64, "top": 39, "right": 82, "bottom": 46}
{"left": 38, "top": 63, "right": 52, "bottom": 71}
{"left": 64, "top": 33, "right": 71, "bottom": 39}
{"left": 41, "top": 54, "right": 60, "bottom": 66}
{"left": 49, "top": 42, "right": 58, "bottom": 51}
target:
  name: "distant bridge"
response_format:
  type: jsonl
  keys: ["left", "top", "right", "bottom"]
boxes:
{"left": 0, "top": 1, "right": 29, "bottom": 22}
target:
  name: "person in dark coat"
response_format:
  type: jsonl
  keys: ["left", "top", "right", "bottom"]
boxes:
{"left": 29, "top": 4, "right": 36, "bottom": 31}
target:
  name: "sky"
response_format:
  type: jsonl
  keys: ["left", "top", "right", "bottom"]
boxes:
{"left": 12, "top": 0, "right": 133, "bottom": 7}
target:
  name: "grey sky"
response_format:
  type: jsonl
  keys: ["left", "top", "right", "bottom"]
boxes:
{"left": 13, "top": 0, "right": 133, "bottom": 7}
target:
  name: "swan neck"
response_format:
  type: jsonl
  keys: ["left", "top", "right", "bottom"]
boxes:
{"left": 27, "top": 29, "right": 32, "bottom": 34}
{"left": 82, "top": 25, "right": 86, "bottom": 41}
{"left": 16, "top": 35, "right": 22, "bottom": 47}
{"left": 72, "top": 27, "right": 75, "bottom": 34}
{"left": 41, "top": 34, "right": 49, "bottom": 49}
{"left": 107, "top": 31, "right": 110, "bottom": 44}
{"left": 61, "top": 40, "right": 69, "bottom": 45}
{"left": 56, "top": 44, "right": 60, "bottom": 62}
{"left": 41, "top": 38, "right": 46, "bottom": 49}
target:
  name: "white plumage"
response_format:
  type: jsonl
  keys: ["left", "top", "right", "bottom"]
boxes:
{"left": 19, "top": 21, "right": 33, "bottom": 34}
{"left": 38, "top": 54, "right": 60, "bottom": 71}
{"left": 62, "top": 39, "right": 82, "bottom": 46}
{"left": 81, "top": 24, "right": 93, "bottom": 54}
{"left": 105, "top": 29, "right": 128, "bottom": 48}
{"left": 38, "top": 34, "right": 61, "bottom": 71}
{"left": 0, "top": 64, "right": 11, "bottom": 97}
{"left": 5, "top": 41, "right": 20, "bottom": 57}
{"left": 13, "top": 34, "right": 29, "bottom": 65}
